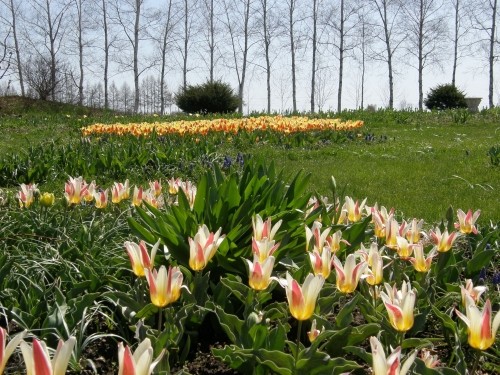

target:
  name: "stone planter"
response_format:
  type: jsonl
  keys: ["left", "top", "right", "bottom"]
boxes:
{"left": 464, "top": 97, "right": 481, "bottom": 112}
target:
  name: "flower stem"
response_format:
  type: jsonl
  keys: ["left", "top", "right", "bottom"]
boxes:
{"left": 158, "top": 308, "right": 163, "bottom": 331}
{"left": 295, "top": 320, "right": 302, "bottom": 365}
{"left": 471, "top": 350, "right": 481, "bottom": 375}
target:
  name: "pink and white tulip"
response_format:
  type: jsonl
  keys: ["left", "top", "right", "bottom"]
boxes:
{"left": 188, "top": 225, "right": 225, "bottom": 271}
{"left": 20, "top": 337, "right": 76, "bottom": 375}
{"left": 118, "top": 338, "right": 164, "bottom": 375}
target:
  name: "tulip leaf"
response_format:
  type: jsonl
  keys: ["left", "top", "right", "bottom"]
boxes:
{"left": 344, "top": 345, "right": 372, "bottom": 365}
{"left": 127, "top": 217, "right": 158, "bottom": 245}
{"left": 402, "top": 337, "right": 434, "bottom": 349}
{"left": 336, "top": 293, "right": 361, "bottom": 328}
{"left": 466, "top": 249, "right": 495, "bottom": 276}
{"left": 254, "top": 349, "right": 294, "bottom": 375}
{"left": 206, "top": 301, "right": 244, "bottom": 345}
{"left": 135, "top": 303, "right": 159, "bottom": 320}
{"left": 211, "top": 345, "right": 256, "bottom": 374}
{"left": 220, "top": 276, "right": 250, "bottom": 304}
{"left": 323, "top": 326, "right": 352, "bottom": 357}
{"left": 347, "top": 323, "right": 380, "bottom": 346}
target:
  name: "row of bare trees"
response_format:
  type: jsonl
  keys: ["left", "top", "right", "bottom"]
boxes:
{"left": 0, "top": 0, "right": 499, "bottom": 113}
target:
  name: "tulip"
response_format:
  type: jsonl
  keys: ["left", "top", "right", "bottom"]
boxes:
{"left": 245, "top": 255, "right": 276, "bottom": 291}
{"left": 18, "top": 183, "right": 38, "bottom": 208}
{"left": 460, "top": 279, "right": 487, "bottom": 306}
{"left": 39, "top": 192, "right": 55, "bottom": 207}
{"left": 455, "top": 209, "right": 480, "bottom": 235}
{"left": 370, "top": 336, "right": 416, "bottom": 375}
{"left": 428, "top": 227, "right": 460, "bottom": 252}
{"left": 325, "top": 229, "right": 347, "bottom": 254}
{"left": 305, "top": 221, "right": 330, "bottom": 252}
{"left": 371, "top": 205, "right": 395, "bottom": 239}
{"left": 188, "top": 225, "right": 225, "bottom": 271}
{"left": 380, "top": 281, "right": 416, "bottom": 332}
{"left": 112, "top": 180, "right": 130, "bottom": 203}
{"left": 149, "top": 180, "right": 162, "bottom": 197}
{"left": 144, "top": 265, "right": 185, "bottom": 307}
{"left": 385, "top": 216, "right": 399, "bottom": 249}
{"left": 420, "top": 349, "right": 440, "bottom": 369}
{"left": 93, "top": 189, "right": 109, "bottom": 209}
{"left": 0, "top": 328, "right": 27, "bottom": 374}
{"left": 395, "top": 236, "right": 414, "bottom": 260}
{"left": 408, "top": 244, "right": 437, "bottom": 272}
{"left": 118, "top": 338, "right": 164, "bottom": 375}
{"left": 124, "top": 239, "right": 160, "bottom": 277}
{"left": 252, "top": 237, "right": 280, "bottom": 263}
{"left": 357, "top": 243, "right": 385, "bottom": 286}
{"left": 284, "top": 272, "right": 324, "bottom": 320}
{"left": 403, "top": 218, "right": 424, "bottom": 243}
{"left": 142, "top": 189, "right": 164, "bottom": 208}
{"left": 252, "top": 214, "right": 282, "bottom": 241}
{"left": 455, "top": 294, "right": 500, "bottom": 350}
{"left": 308, "top": 248, "right": 332, "bottom": 279}
{"left": 20, "top": 337, "right": 76, "bottom": 375}
{"left": 83, "top": 180, "right": 96, "bottom": 202}
{"left": 180, "top": 180, "right": 197, "bottom": 209}
{"left": 64, "top": 176, "right": 88, "bottom": 205}
{"left": 342, "top": 196, "right": 367, "bottom": 223}
{"left": 132, "top": 186, "right": 144, "bottom": 207}
{"left": 307, "top": 319, "right": 323, "bottom": 343}
{"left": 332, "top": 254, "right": 367, "bottom": 294}
{"left": 167, "top": 177, "right": 181, "bottom": 195}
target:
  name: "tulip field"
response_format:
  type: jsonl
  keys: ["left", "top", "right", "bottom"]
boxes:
{"left": 0, "top": 98, "right": 499, "bottom": 374}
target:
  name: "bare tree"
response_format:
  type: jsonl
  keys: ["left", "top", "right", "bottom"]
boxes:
{"left": 469, "top": 0, "right": 498, "bottom": 108}
{"left": 310, "top": 0, "right": 318, "bottom": 112}
{"left": 353, "top": 10, "right": 374, "bottom": 109}
{"left": 177, "top": 0, "right": 198, "bottom": 90}
{"left": 24, "top": 54, "right": 61, "bottom": 99}
{"left": 400, "top": 0, "right": 448, "bottom": 110}
{"left": 111, "top": 0, "right": 152, "bottom": 113}
{"left": 0, "top": 0, "right": 25, "bottom": 95}
{"left": 324, "top": 0, "right": 361, "bottom": 112}
{"left": 24, "top": 0, "right": 70, "bottom": 100}
{"left": 0, "top": 28, "right": 12, "bottom": 82}
{"left": 283, "top": 0, "right": 301, "bottom": 112}
{"left": 368, "top": 0, "right": 405, "bottom": 109}
{"left": 221, "top": 0, "right": 254, "bottom": 114}
{"left": 450, "top": 0, "right": 470, "bottom": 86}
{"left": 256, "top": 0, "right": 281, "bottom": 113}
{"left": 199, "top": 0, "right": 222, "bottom": 82}
{"left": 153, "top": 0, "right": 178, "bottom": 114}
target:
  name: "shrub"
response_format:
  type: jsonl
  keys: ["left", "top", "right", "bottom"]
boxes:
{"left": 175, "top": 81, "right": 241, "bottom": 114}
{"left": 424, "top": 84, "right": 467, "bottom": 110}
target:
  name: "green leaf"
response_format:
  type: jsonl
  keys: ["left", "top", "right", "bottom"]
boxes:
{"left": 336, "top": 293, "right": 361, "bottom": 328}
{"left": 127, "top": 217, "right": 157, "bottom": 244}
{"left": 255, "top": 349, "right": 294, "bottom": 375}
{"left": 135, "top": 303, "right": 159, "bottom": 320}
{"left": 466, "top": 250, "right": 495, "bottom": 276}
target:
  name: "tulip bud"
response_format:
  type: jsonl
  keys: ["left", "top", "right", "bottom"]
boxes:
{"left": 39, "top": 192, "right": 55, "bottom": 207}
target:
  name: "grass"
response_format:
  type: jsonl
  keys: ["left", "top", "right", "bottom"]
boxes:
{"left": 1, "top": 95, "right": 499, "bottom": 224}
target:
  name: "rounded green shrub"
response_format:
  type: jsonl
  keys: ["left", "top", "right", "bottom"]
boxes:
{"left": 424, "top": 84, "right": 467, "bottom": 110}
{"left": 175, "top": 81, "right": 241, "bottom": 114}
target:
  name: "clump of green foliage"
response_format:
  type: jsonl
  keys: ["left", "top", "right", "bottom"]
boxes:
{"left": 424, "top": 84, "right": 467, "bottom": 110}
{"left": 175, "top": 81, "right": 241, "bottom": 114}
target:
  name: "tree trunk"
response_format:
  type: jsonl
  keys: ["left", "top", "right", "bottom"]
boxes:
{"left": 452, "top": 0, "right": 459, "bottom": 87}
{"left": 10, "top": 0, "right": 24, "bottom": 96}
{"left": 418, "top": 0, "right": 424, "bottom": 110}
{"left": 77, "top": 0, "right": 84, "bottom": 105}
{"left": 160, "top": 0, "right": 173, "bottom": 115}
{"left": 311, "top": 0, "right": 317, "bottom": 113}
{"left": 239, "top": 0, "right": 250, "bottom": 114}
{"left": 337, "top": 0, "right": 344, "bottom": 113}
{"left": 289, "top": 0, "right": 296, "bottom": 112}
{"left": 183, "top": 0, "right": 188, "bottom": 90}
{"left": 133, "top": 0, "right": 141, "bottom": 113}
{"left": 262, "top": 0, "right": 271, "bottom": 113}
{"left": 102, "top": 0, "right": 109, "bottom": 109}
{"left": 209, "top": 0, "right": 214, "bottom": 82}
{"left": 382, "top": 0, "right": 394, "bottom": 109}
{"left": 489, "top": 0, "right": 497, "bottom": 108}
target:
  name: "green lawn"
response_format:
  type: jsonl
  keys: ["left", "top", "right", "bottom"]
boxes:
{"left": 1, "top": 96, "right": 498, "bottom": 224}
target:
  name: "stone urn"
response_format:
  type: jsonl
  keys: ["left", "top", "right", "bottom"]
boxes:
{"left": 464, "top": 97, "right": 481, "bottom": 112}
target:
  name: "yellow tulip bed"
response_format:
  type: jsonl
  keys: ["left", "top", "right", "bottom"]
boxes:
{"left": 81, "top": 115, "right": 364, "bottom": 137}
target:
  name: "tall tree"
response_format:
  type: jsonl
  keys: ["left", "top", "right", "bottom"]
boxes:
{"left": 283, "top": 0, "right": 300, "bottom": 112}
{"left": 324, "top": 0, "right": 361, "bottom": 112}
{"left": 0, "top": 0, "right": 25, "bottom": 95}
{"left": 368, "top": 0, "right": 405, "bottom": 109}
{"left": 470, "top": 0, "right": 498, "bottom": 108}
{"left": 25, "top": 0, "right": 70, "bottom": 100}
{"left": 310, "top": 0, "right": 318, "bottom": 112}
{"left": 222, "top": 0, "right": 253, "bottom": 114}
{"left": 400, "top": 0, "right": 447, "bottom": 110}
{"left": 450, "top": 0, "right": 470, "bottom": 86}
{"left": 200, "top": 0, "right": 219, "bottom": 82}
{"left": 97, "top": 0, "right": 111, "bottom": 109}
{"left": 178, "top": 0, "right": 197, "bottom": 90}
